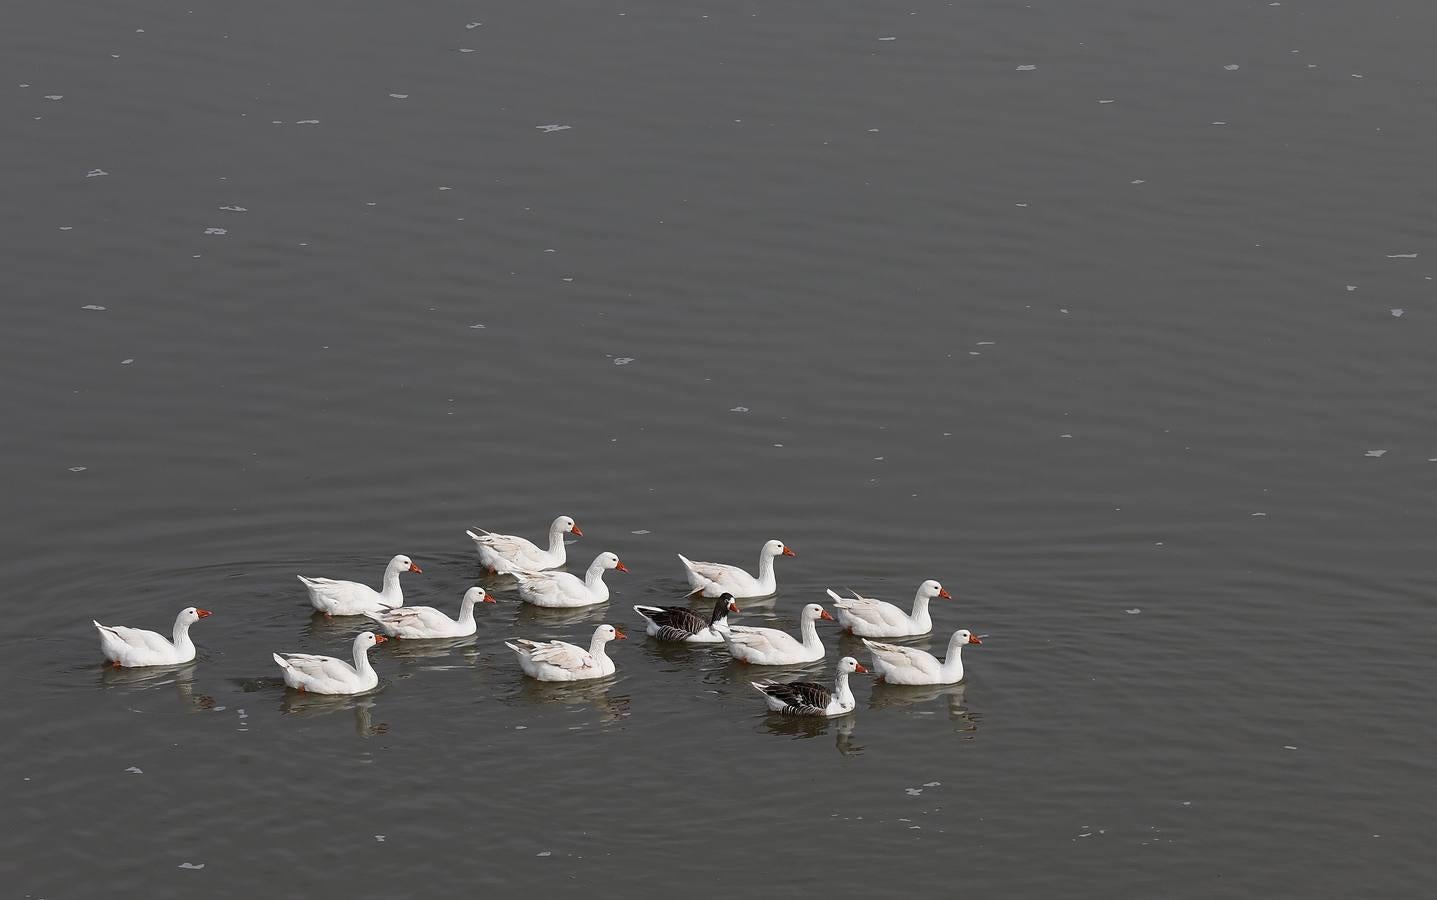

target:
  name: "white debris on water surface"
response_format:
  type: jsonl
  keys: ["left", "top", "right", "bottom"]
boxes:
{"left": 218, "top": 205, "right": 247, "bottom": 212}
{"left": 295, "top": 119, "right": 319, "bottom": 125}
{"left": 466, "top": 22, "right": 481, "bottom": 29}
{"left": 631, "top": 529, "right": 651, "bottom": 535}
{"left": 1365, "top": 449, "right": 1387, "bottom": 457}
{"left": 389, "top": 93, "right": 408, "bottom": 99}
{"left": 1126, "top": 608, "right": 1141, "bottom": 615}
{"left": 204, "top": 227, "right": 227, "bottom": 235}
{"left": 86, "top": 169, "right": 108, "bottom": 177}
{"left": 177, "top": 862, "right": 205, "bottom": 870}
{"left": 536, "top": 850, "right": 552, "bottom": 857}
{"left": 374, "top": 834, "right": 386, "bottom": 842}
{"left": 879, "top": 36, "right": 897, "bottom": 41}
{"left": 1251, "top": 512, "right": 1266, "bottom": 517}
{"left": 121, "top": 359, "right": 134, "bottom": 365}
{"left": 536, "top": 124, "right": 571, "bottom": 132}
{"left": 1284, "top": 745, "right": 1298, "bottom": 750}
{"left": 468, "top": 323, "right": 486, "bottom": 329}
{"left": 69, "top": 466, "right": 87, "bottom": 473}
{"left": 45, "top": 94, "right": 63, "bottom": 100}
{"left": 1391, "top": 308, "right": 1404, "bottom": 317}
{"left": 1016, "top": 64, "right": 1037, "bottom": 71}
{"left": 1098, "top": 99, "right": 1114, "bottom": 103}
{"left": 82, "top": 304, "right": 106, "bottom": 310}
{"left": 1131, "top": 179, "right": 1146, "bottom": 184}
{"left": 613, "top": 357, "right": 634, "bottom": 365}
{"left": 1346, "top": 285, "right": 1357, "bottom": 291}
{"left": 730, "top": 406, "right": 749, "bottom": 412}
{"left": 125, "top": 766, "right": 143, "bottom": 774}
{"left": 1386, "top": 253, "right": 1418, "bottom": 258}
{"left": 1223, "top": 64, "right": 1240, "bottom": 71}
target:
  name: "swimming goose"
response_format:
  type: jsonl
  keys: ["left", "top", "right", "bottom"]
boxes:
{"left": 298, "top": 554, "right": 421, "bottom": 616}
{"left": 752, "top": 656, "right": 868, "bottom": 717}
{"left": 512, "top": 552, "right": 627, "bottom": 608}
{"left": 717, "top": 602, "right": 831, "bottom": 665}
{"left": 505, "top": 624, "right": 625, "bottom": 682}
{"left": 93, "top": 607, "right": 211, "bottom": 668}
{"left": 863, "top": 629, "right": 981, "bottom": 685}
{"left": 466, "top": 515, "right": 580, "bottom": 574}
{"left": 828, "top": 580, "right": 951, "bottom": 638}
{"left": 676, "top": 539, "right": 794, "bottom": 599}
{"left": 273, "top": 631, "right": 387, "bottom": 695}
{"left": 633, "top": 593, "right": 740, "bottom": 643}
{"left": 364, "top": 587, "right": 495, "bottom": 639}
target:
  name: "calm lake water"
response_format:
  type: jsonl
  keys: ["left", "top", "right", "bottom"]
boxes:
{"left": 5, "top": 1, "right": 1436, "bottom": 896}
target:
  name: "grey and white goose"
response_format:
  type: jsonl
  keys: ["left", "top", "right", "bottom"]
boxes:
{"left": 751, "top": 656, "right": 868, "bottom": 718}
{"left": 633, "top": 593, "right": 740, "bottom": 643}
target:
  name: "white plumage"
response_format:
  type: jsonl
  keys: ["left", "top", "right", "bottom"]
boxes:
{"left": 298, "top": 554, "right": 421, "bottom": 616}
{"left": 864, "top": 629, "right": 981, "bottom": 685}
{"left": 829, "top": 579, "right": 950, "bottom": 638}
{"left": 512, "top": 552, "right": 627, "bottom": 608}
{"left": 273, "top": 631, "right": 386, "bottom": 695}
{"left": 364, "top": 587, "right": 495, "bottom": 639}
{"left": 94, "top": 607, "right": 211, "bottom": 668}
{"left": 505, "top": 624, "right": 625, "bottom": 682}
{"left": 718, "top": 602, "right": 832, "bottom": 665}
{"left": 676, "top": 539, "right": 794, "bottom": 598}
{"left": 466, "top": 515, "right": 579, "bottom": 574}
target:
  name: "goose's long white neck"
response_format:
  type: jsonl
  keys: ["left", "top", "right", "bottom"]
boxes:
{"left": 584, "top": 562, "right": 610, "bottom": 600}
{"left": 756, "top": 549, "right": 778, "bottom": 591}
{"left": 834, "top": 670, "right": 855, "bottom": 709}
{"left": 380, "top": 565, "right": 404, "bottom": 605}
{"left": 942, "top": 637, "right": 967, "bottom": 681}
{"left": 457, "top": 593, "right": 479, "bottom": 626}
{"left": 908, "top": 591, "right": 934, "bottom": 630}
{"left": 546, "top": 520, "right": 568, "bottom": 558}
{"left": 171, "top": 615, "right": 195, "bottom": 653}
{"left": 352, "top": 638, "right": 376, "bottom": 678}
{"left": 799, "top": 612, "right": 823, "bottom": 650}
{"left": 588, "top": 633, "right": 611, "bottom": 661}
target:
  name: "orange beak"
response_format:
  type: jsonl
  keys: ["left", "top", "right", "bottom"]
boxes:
{"left": 819, "top": 609, "right": 834, "bottom": 621}
{"left": 938, "top": 588, "right": 952, "bottom": 600}
{"left": 781, "top": 546, "right": 796, "bottom": 557}
{"left": 408, "top": 562, "right": 423, "bottom": 574}
{"left": 615, "top": 561, "right": 629, "bottom": 573}
{"left": 481, "top": 592, "right": 497, "bottom": 604}
{"left": 196, "top": 609, "right": 213, "bottom": 618}
{"left": 728, "top": 599, "right": 741, "bottom": 613}
{"left": 571, "top": 524, "right": 583, "bottom": 536}
{"left": 614, "top": 628, "right": 627, "bottom": 640}
{"left": 374, "top": 634, "right": 388, "bottom": 643}
{"left": 968, "top": 634, "right": 982, "bottom": 644}
{"left": 854, "top": 663, "right": 869, "bottom": 674}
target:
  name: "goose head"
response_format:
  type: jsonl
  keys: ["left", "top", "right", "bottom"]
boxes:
{"left": 355, "top": 631, "right": 387, "bottom": 652}
{"left": 552, "top": 515, "right": 582, "bottom": 537}
{"left": 919, "top": 579, "right": 951, "bottom": 600}
{"left": 950, "top": 629, "right": 981, "bottom": 648}
{"left": 594, "top": 551, "right": 629, "bottom": 573}
{"left": 712, "top": 593, "right": 741, "bottom": 619}
{"left": 178, "top": 607, "right": 212, "bottom": 625}
{"left": 837, "top": 656, "right": 869, "bottom": 675}
{"left": 463, "top": 586, "right": 497, "bottom": 605}
{"left": 764, "top": 539, "right": 796, "bottom": 558}
{"left": 390, "top": 554, "right": 422, "bottom": 574}
{"left": 803, "top": 603, "right": 835, "bottom": 623}
{"left": 593, "top": 623, "right": 627, "bottom": 645}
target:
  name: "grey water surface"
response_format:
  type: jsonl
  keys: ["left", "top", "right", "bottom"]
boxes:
{"left": 4, "top": 1, "right": 1436, "bottom": 897}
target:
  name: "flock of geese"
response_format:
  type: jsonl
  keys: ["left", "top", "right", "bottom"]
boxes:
{"left": 93, "top": 516, "right": 983, "bottom": 719}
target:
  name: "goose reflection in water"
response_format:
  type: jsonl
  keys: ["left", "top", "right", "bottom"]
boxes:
{"left": 513, "top": 601, "right": 609, "bottom": 629}
{"left": 516, "top": 678, "right": 632, "bottom": 724}
{"left": 758, "top": 712, "right": 863, "bottom": 756}
{"left": 869, "top": 682, "right": 981, "bottom": 733}
{"left": 280, "top": 693, "right": 388, "bottom": 736}
{"left": 98, "top": 661, "right": 216, "bottom": 711}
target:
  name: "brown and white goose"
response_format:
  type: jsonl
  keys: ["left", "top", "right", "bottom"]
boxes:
{"left": 752, "top": 656, "right": 869, "bottom": 717}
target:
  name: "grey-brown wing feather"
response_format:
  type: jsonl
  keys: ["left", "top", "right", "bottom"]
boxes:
{"left": 761, "top": 680, "right": 831, "bottom": 715}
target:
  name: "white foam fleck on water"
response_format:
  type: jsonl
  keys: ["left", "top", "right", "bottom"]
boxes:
{"left": 730, "top": 406, "right": 749, "bottom": 412}
{"left": 1391, "top": 308, "right": 1404, "bottom": 317}
{"left": 1016, "top": 64, "right": 1036, "bottom": 71}
{"left": 613, "top": 357, "right": 634, "bottom": 366}
{"left": 537, "top": 124, "right": 571, "bottom": 132}
{"left": 121, "top": 359, "right": 134, "bottom": 365}
{"left": 295, "top": 119, "right": 319, "bottom": 125}
{"left": 203, "top": 227, "right": 227, "bottom": 235}
{"left": 773, "top": 444, "right": 784, "bottom": 448}
{"left": 1211, "top": 121, "right": 1227, "bottom": 126}
{"left": 1131, "top": 179, "right": 1146, "bottom": 184}
{"left": 879, "top": 36, "right": 897, "bottom": 41}
{"left": 1015, "top": 202, "right": 1028, "bottom": 207}
{"left": 438, "top": 186, "right": 451, "bottom": 191}
{"left": 59, "top": 225, "right": 73, "bottom": 231}
{"left": 389, "top": 93, "right": 409, "bottom": 99}
{"left": 1351, "top": 73, "right": 1363, "bottom": 78}
{"left": 1126, "top": 608, "right": 1141, "bottom": 615}
{"left": 631, "top": 529, "right": 651, "bottom": 535}
{"left": 374, "top": 835, "right": 385, "bottom": 842}
{"left": 458, "top": 48, "right": 476, "bottom": 53}
{"left": 1346, "top": 285, "right": 1357, "bottom": 291}
{"left": 178, "top": 862, "right": 205, "bottom": 869}
{"left": 1365, "top": 449, "right": 1387, "bottom": 457}
{"left": 1251, "top": 512, "right": 1267, "bottom": 517}
{"left": 1283, "top": 745, "right": 1298, "bottom": 750}
{"left": 1060, "top": 433, "right": 1073, "bottom": 438}
{"left": 218, "top": 205, "right": 247, "bottom": 212}
{"left": 1223, "top": 64, "right": 1240, "bottom": 71}
{"left": 87, "top": 169, "right": 108, "bottom": 177}
{"left": 69, "top": 466, "right": 87, "bottom": 472}
{"left": 468, "top": 323, "right": 486, "bottom": 329}
{"left": 125, "top": 766, "right": 143, "bottom": 774}
{"left": 466, "top": 22, "right": 481, "bottom": 29}
{"left": 536, "top": 850, "right": 552, "bottom": 857}
{"left": 1098, "top": 99, "right": 1114, "bottom": 103}
{"left": 82, "top": 305, "right": 106, "bottom": 310}
{"left": 1387, "top": 253, "right": 1417, "bottom": 258}
{"left": 45, "top": 94, "right": 63, "bottom": 100}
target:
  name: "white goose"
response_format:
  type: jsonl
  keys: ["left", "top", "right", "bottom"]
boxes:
{"left": 298, "top": 554, "right": 421, "bottom": 617}
{"left": 828, "top": 579, "right": 951, "bottom": 638}
{"left": 512, "top": 552, "right": 627, "bottom": 608}
{"left": 864, "top": 629, "right": 982, "bottom": 685}
{"left": 752, "top": 656, "right": 869, "bottom": 717}
{"left": 273, "top": 631, "right": 387, "bottom": 694}
{"left": 633, "top": 593, "right": 740, "bottom": 643}
{"left": 677, "top": 539, "right": 795, "bottom": 599}
{"left": 93, "top": 607, "right": 211, "bottom": 668}
{"left": 466, "top": 515, "right": 580, "bottom": 574}
{"left": 717, "top": 602, "right": 831, "bottom": 665}
{"left": 505, "top": 624, "right": 625, "bottom": 682}
{"left": 364, "top": 587, "right": 495, "bottom": 639}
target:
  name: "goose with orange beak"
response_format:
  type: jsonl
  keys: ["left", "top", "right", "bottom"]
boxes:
{"left": 466, "top": 515, "right": 581, "bottom": 575}
{"left": 752, "top": 656, "right": 869, "bottom": 717}
{"left": 828, "top": 579, "right": 952, "bottom": 638}
{"left": 676, "top": 539, "right": 795, "bottom": 599}
{"left": 298, "top": 554, "right": 421, "bottom": 617}
{"left": 511, "top": 552, "right": 628, "bottom": 608}
{"left": 505, "top": 624, "right": 625, "bottom": 682}
{"left": 93, "top": 607, "right": 212, "bottom": 668}
{"left": 273, "top": 631, "right": 387, "bottom": 695}
{"left": 365, "top": 587, "right": 496, "bottom": 639}
{"left": 864, "top": 629, "right": 982, "bottom": 686}
{"left": 716, "top": 602, "right": 832, "bottom": 665}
